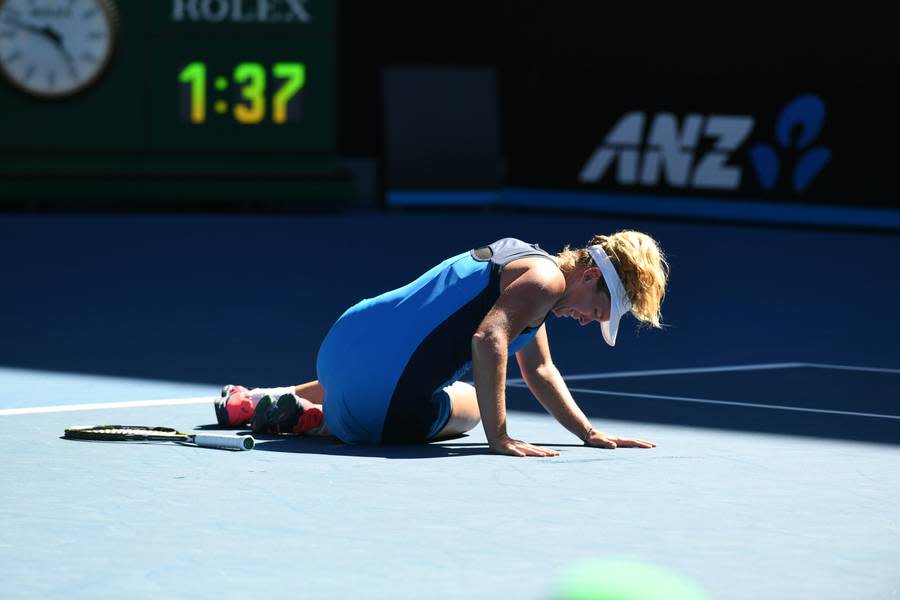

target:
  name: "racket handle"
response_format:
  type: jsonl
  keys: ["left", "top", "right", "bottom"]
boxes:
{"left": 192, "top": 433, "right": 255, "bottom": 451}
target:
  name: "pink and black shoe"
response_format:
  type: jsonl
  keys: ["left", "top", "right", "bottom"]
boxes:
{"left": 250, "top": 393, "right": 324, "bottom": 435}
{"left": 214, "top": 385, "right": 256, "bottom": 427}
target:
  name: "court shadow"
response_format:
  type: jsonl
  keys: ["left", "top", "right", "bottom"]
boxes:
{"left": 250, "top": 435, "right": 491, "bottom": 459}
{"left": 6, "top": 215, "right": 899, "bottom": 450}
{"left": 195, "top": 424, "right": 609, "bottom": 456}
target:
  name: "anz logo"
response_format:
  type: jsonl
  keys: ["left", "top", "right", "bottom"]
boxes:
{"left": 579, "top": 94, "right": 831, "bottom": 193}
{"left": 750, "top": 95, "right": 831, "bottom": 193}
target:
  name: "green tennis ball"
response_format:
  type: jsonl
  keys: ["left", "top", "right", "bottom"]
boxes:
{"left": 550, "top": 559, "right": 707, "bottom": 600}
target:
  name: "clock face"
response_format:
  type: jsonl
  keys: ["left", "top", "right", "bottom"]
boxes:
{"left": 0, "top": 0, "right": 118, "bottom": 98}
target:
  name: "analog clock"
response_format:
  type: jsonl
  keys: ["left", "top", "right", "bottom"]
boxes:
{"left": 0, "top": 0, "right": 119, "bottom": 98}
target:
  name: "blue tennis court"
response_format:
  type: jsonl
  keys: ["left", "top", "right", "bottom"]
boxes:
{"left": 1, "top": 212, "right": 898, "bottom": 599}
{"left": 3, "top": 1, "right": 899, "bottom": 597}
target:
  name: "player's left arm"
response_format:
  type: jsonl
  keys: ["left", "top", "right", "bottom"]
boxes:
{"left": 515, "top": 325, "right": 656, "bottom": 449}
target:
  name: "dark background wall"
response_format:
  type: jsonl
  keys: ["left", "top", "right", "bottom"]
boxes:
{"left": 1, "top": 1, "right": 895, "bottom": 215}
{"left": 338, "top": 1, "right": 899, "bottom": 209}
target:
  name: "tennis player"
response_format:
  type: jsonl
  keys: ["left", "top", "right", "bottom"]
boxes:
{"left": 216, "top": 231, "right": 669, "bottom": 457}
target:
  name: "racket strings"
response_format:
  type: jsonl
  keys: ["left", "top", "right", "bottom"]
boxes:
{"left": 65, "top": 426, "right": 188, "bottom": 441}
{"left": 97, "top": 426, "right": 179, "bottom": 436}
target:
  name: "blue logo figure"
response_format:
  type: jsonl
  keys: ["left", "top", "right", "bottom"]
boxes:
{"left": 750, "top": 94, "right": 831, "bottom": 192}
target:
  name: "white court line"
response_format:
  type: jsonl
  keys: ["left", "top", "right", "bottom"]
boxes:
{"left": 803, "top": 363, "right": 900, "bottom": 375}
{"left": 507, "top": 362, "right": 807, "bottom": 386}
{"left": 0, "top": 397, "right": 216, "bottom": 417}
{"left": 565, "top": 387, "right": 900, "bottom": 421}
{"left": 3, "top": 362, "right": 897, "bottom": 418}
{"left": 507, "top": 361, "right": 900, "bottom": 386}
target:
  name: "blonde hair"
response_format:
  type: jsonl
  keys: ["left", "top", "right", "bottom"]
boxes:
{"left": 556, "top": 230, "right": 669, "bottom": 328}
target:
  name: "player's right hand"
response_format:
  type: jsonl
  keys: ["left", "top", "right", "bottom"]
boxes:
{"left": 488, "top": 434, "right": 559, "bottom": 457}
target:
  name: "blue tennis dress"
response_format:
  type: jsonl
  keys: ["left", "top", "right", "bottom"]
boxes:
{"left": 316, "top": 238, "right": 558, "bottom": 443}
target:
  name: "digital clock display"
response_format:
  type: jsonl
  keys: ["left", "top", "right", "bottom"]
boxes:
{"left": 1, "top": 0, "right": 336, "bottom": 153}
{"left": 177, "top": 61, "right": 305, "bottom": 125}
{"left": 0, "top": 1, "right": 344, "bottom": 205}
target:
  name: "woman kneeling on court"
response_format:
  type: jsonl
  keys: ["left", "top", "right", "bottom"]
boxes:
{"left": 216, "top": 231, "right": 669, "bottom": 457}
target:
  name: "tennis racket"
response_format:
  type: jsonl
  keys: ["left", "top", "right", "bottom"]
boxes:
{"left": 64, "top": 425, "right": 255, "bottom": 451}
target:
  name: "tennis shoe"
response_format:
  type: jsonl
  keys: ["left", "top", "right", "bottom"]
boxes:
{"left": 250, "top": 393, "right": 324, "bottom": 435}
{"left": 215, "top": 384, "right": 256, "bottom": 427}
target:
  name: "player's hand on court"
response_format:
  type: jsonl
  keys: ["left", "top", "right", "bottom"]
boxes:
{"left": 489, "top": 434, "right": 560, "bottom": 457}
{"left": 584, "top": 429, "right": 656, "bottom": 449}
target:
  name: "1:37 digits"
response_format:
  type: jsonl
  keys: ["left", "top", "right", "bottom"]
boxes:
{"left": 178, "top": 61, "right": 305, "bottom": 125}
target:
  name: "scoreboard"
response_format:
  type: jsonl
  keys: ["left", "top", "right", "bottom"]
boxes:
{"left": 0, "top": 0, "right": 349, "bottom": 206}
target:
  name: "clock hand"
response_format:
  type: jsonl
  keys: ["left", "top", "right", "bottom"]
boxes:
{"left": 3, "top": 17, "right": 78, "bottom": 78}
{"left": 47, "top": 30, "right": 80, "bottom": 80}
{"left": 57, "top": 43, "right": 79, "bottom": 79}
{"left": 2, "top": 18, "right": 58, "bottom": 44}
{"left": 40, "top": 25, "right": 63, "bottom": 47}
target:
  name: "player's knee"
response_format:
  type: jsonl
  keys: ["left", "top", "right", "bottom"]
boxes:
{"left": 447, "top": 384, "right": 480, "bottom": 431}
{"left": 439, "top": 410, "right": 480, "bottom": 439}
{"left": 457, "top": 410, "right": 481, "bottom": 432}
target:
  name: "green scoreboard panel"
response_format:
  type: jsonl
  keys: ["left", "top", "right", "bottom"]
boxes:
{"left": 0, "top": 0, "right": 349, "bottom": 206}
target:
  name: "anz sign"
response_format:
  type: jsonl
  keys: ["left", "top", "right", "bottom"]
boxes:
{"left": 579, "top": 95, "right": 831, "bottom": 193}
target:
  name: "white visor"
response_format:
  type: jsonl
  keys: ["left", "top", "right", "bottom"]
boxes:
{"left": 588, "top": 245, "right": 632, "bottom": 346}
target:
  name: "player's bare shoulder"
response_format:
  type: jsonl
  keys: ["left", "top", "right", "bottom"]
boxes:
{"left": 500, "top": 256, "right": 565, "bottom": 299}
